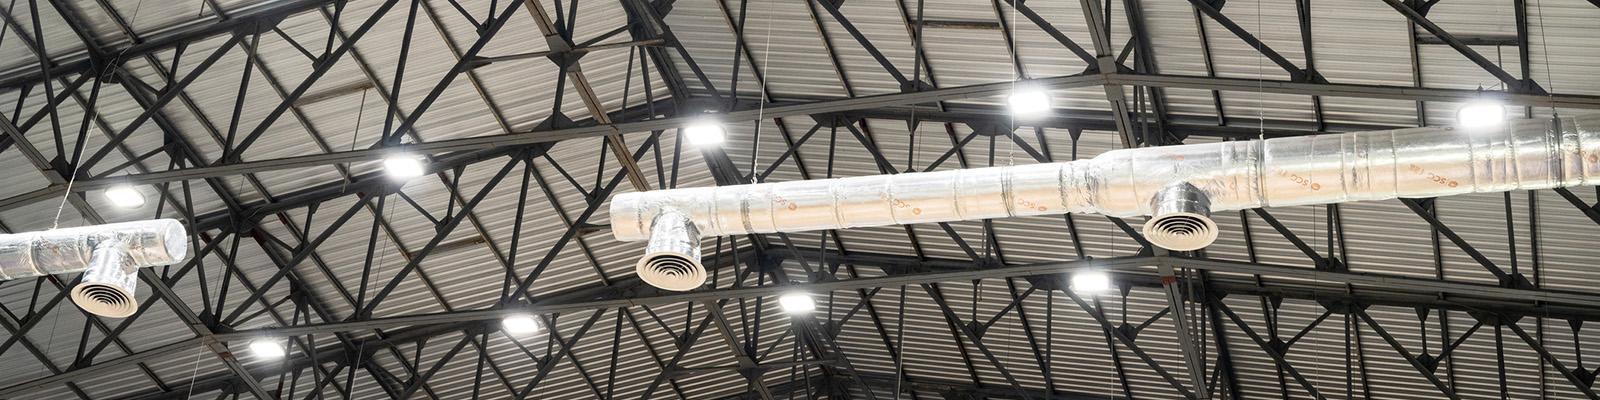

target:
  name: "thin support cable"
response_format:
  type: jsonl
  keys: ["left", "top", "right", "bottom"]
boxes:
{"left": 894, "top": 285, "right": 907, "bottom": 400}
{"left": 750, "top": 0, "right": 776, "bottom": 183}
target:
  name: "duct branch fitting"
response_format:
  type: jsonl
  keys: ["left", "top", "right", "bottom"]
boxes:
{"left": 613, "top": 115, "right": 1600, "bottom": 289}
{"left": 0, "top": 219, "right": 190, "bottom": 318}
{"left": 637, "top": 210, "right": 705, "bottom": 291}
{"left": 1144, "top": 183, "right": 1215, "bottom": 251}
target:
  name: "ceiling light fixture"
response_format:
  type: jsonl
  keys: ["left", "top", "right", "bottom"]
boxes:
{"left": 1070, "top": 271, "right": 1113, "bottom": 294}
{"left": 502, "top": 314, "right": 542, "bottom": 335}
{"left": 1456, "top": 99, "right": 1507, "bottom": 129}
{"left": 103, "top": 184, "right": 146, "bottom": 209}
{"left": 778, "top": 292, "right": 816, "bottom": 315}
{"left": 1008, "top": 85, "right": 1051, "bottom": 118}
{"left": 248, "top": 339, "right": 287, "bottom": 360}
{"left": 383, "top": 153, "right": 427, "bottom": 179}
{"left": 683, "top": 122, "right": 726, "bottom": 147}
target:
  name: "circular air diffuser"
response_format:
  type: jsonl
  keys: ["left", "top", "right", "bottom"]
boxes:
{"left": 1142, "top": 212, "right": 1219, "bottom": 251}
{"left": 636, "top": 253, "right": 707, "bottom": 292}
{"left": 71, "top": 283, "right": 137, "bottom": 318}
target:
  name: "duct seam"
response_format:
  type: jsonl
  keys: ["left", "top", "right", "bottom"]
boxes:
{"left": 838, "top": 182, "right": 851, "bottom": 230}
{"left": 1001, "top": 166, "right": 1016, "bottom": 217}
{"left": 885, "top": 175, "right": 901, "bottom": 227}
{"left": 951, "top": 169, "right": 965, "bottom": 222}
{"left": 1547, "top": 118, "right": 1563, "bottom": 185}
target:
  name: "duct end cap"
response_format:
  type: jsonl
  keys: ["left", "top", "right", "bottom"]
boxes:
{"left": 159, "top": 219, "right": 191, "bottom": 263}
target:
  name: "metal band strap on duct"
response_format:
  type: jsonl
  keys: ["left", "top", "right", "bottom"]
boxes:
{"left": 0, "top": 219, "right": 190, "bottom": 317}
{"left": 613, "top": 115, "right": 1600, "bottom": 291}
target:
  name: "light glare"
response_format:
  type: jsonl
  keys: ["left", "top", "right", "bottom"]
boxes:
{"left": 778, "top": 292, "right": 816, "bottom": 315}
{"left": 383, "top": 154, "right": 427, "bottom": 179}
{"left": 248, "top": 339, "right": 286, "bottom": 360}
{"left": 1008, "top": 88, "right": 1051, "bottom": 118}
{"left": 103, "top": 185, "right": 146, "bottom": 208}
{"left": 1457, "top": 100, "right": 1507, "bottom": 128}
{"left": 683, "top": 123, "right": 726, "bottom": 146}
{"left": 1070, "top": 271, "right": 1113, "bottom": 293}
{"left": 502, "top": 314, "right": 542, "bottom": 335}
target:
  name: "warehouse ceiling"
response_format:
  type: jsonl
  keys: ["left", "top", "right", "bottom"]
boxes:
{"left": 1, "top": 0, "right": 1599, "bottom": 399}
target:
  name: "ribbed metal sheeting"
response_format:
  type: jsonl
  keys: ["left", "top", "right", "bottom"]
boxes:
{"left": 797, "top": 250, "right": 1593, "bottom": 399}
{"left": 665, "top": 1, "right": 1600, "bottom": 396}
{"left": 713, "top": 115, "right": 1600, "bottom": 400}
{"left": 0, "top": 0, "right": 1599, "bottom": 399}
{"left": 717, "top": 117, "right": 1598, "bottom": 399}
{"left": 665, "top": 0, "right": 1600, "bottom": 130}
{"left": 0, "top": 0, "right": 702, "bottom": 398}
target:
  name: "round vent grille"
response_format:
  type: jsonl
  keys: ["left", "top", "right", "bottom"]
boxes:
{"left": 636, "top": 254, "right": 706, "bottom": 292}
{"left": 1143, "top": 212, "right": 1218, "bottom": 252}
{"left": 71, "top": 283, "right": 136, "bottom": 318}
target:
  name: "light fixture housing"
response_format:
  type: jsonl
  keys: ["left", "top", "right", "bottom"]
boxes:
{"left": 248, "top": 339, "right": 287, "bottom": 360}
{"left": 1007, "top": 84, "right": 1052, "bottom": 118}
{"left": 682, "top": 121, "right": 726, "bottom": 147}
{"left": 1070, "top": 271, "right": 1113, "bottom": 294}
{"left": 1456, "top": 99, "right": 1507, "bottom": 128}
{"left": 382, "top": 154, "right": 427, "bottom": 179}
{"left": 778, "top": 292, "right": 816, "bottom": 315}
{"left": 502, "top": 314, "right": 542, "bottom": 335}
{"left": 103, "top": 184, "right": 146, "bottom": 208}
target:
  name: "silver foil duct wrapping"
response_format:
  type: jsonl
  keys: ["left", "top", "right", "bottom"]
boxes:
{"left": 0, "top": 219, "right": 190, "bottom": 317}
{"left": 613, "top": 115, "right": 1600, "bottom": 288}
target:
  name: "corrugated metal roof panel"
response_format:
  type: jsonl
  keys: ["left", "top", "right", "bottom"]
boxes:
{"left": 6, "top": 0, "right": 1600, "bottom": 399}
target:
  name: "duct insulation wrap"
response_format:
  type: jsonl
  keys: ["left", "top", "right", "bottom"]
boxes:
{"left": 637, "top": 210, "right": 705, "bottom": 291}
{"left": 613, "top": 115, "right": 1600, "bottom": 278}
{"left": 0, "top": 219, "right": 190, "bottom": 318}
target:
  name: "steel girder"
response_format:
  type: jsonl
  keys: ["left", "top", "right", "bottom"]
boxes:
{"left": 4, "top": 70, "right": 1600, "bottom": 212}
{"left": 0, "top": 0, "right": 339, "bottom": 89}
{"left": 0, "top": 0, "right": 1598, "bottom": 399}
{"left": 39, "top": 250, "right": 1582, "bottom": 341}
{"left": 0, "top": 1, "right": 645, "bottom": 398}
{"left": 66, "top": 247, "right": 1600, "bottom": 399}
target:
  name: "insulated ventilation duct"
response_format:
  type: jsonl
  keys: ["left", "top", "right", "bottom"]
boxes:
{"left": 0, "top": 219, "right": 189, "bottom": 317}
{"left": 613, "top": 115, "right": 1600, "bottom": 291}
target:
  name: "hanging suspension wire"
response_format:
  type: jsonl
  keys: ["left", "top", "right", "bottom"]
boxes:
{"left": 894, "top": 285, "right": 908, "bottom": 400}
{"left": 750, "top": 0, "right": 777, "bottom": 183}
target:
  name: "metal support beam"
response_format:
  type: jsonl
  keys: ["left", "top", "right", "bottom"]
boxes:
{"left": 22, "top": 249, "right": 1600, "bottom": 398}
{"left": 145, "top": 251, "right": 1600, "bottom": 341}
{"left": 0, "top": 0, "right": 337, "bottom": 89}
{"left": 4, "top": 70, "right": 1600, "bottom": 210}
{"left": 1379, "top": 0, "right": 1545, "bottom": 94}
{"left": 1076, "top": 0, "right": 1140, "bottom": 147}
{"left": 1352, "top": 309, "right": 1460, "bottom": 399}
{"left": 702, "top": 301, "right": 778, "bottom": 400}
{"left": 1064, "top": 285, "right": 1198, "bottom": 399}
{"left": 520, "top": 0, "right": 652, "bottom": 192}
{"left": 1214, "top": 298, "right": 1328, "bottom": 400}
{"left": 1159, "top": 263, "right": 1212, "bottom": 399}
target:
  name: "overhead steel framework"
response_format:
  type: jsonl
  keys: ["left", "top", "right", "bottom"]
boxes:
{"left": 0, "top": 0, "right": 1597, "bottom": 399}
